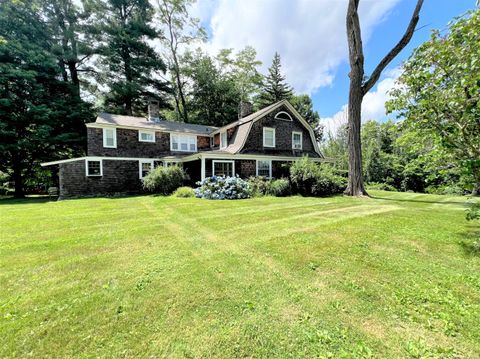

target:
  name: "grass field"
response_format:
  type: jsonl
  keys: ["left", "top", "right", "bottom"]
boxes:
{"left": 1, "top": 191, "right": 479, "bottom": 358}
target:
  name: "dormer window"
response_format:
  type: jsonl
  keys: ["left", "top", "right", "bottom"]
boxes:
{"left": 220, "top": 131, "right": 227, "bottom": 149}
{"left": 139, "top": 130, "right": 155, "bottom": 143}
{"left": 292, "top": 131, "right": 303, "bottom": 150}
{"left": 263, "top": 127, "right": 275, "bottom": 148}
{"left": 103, "top": 128, "right": 117, "bottom": 148}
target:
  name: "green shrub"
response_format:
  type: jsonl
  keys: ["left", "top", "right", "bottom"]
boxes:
{"left": 290, "top": 157, "right": 346, "bottom": 197}
{"left": 143, "top": 166, "right": 188, "bottom": 195}
{"left": 289, "top": 157, "right": 320, "bottom": 196}
{"left": 267, "top": 178, "right": 291, "bottom": 197}
{"left": 172, "top": 186, "right": 195, "bottom": 198}
{"left": 366, "top": 182, "right": 397, "bottom": 192}
{"left": 426, "top": 185, "right": 466, "bottom": 196}
{"left": 247, "top": 176, "right": 270, "bottom": 197}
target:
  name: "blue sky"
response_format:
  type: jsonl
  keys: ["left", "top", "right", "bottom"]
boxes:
{"left": 315, "top": 0, "right": 475, "bottom": 119}
{"left": 191, "top": 0, "right": 476, "bottom": 131}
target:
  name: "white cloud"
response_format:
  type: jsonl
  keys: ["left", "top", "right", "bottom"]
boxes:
{"left": 196, "top": 0, "right": 400, "bottom": 94}
{"left": 321, "top": 68, "right": 401, "bottom": 137}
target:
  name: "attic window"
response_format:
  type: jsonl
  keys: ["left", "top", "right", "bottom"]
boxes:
{"left": 274, "top": 111, "right": 293, "bottom": 121}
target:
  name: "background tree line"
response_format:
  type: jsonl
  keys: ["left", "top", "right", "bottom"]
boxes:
{"left": 0, "top": 0, "right": 319, "bottom": 197}
{"left": 1, "top": 0, "right": 478, "bottom": 197}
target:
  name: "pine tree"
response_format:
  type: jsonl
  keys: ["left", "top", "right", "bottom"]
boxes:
{"left": 96, "top": 0, "right": 170, "bottom": 116}
{"left": 0, "top": 0, "right": 90, "bottom": 197}
{"left": 257, "top": 52, "right": 293, "bottom": 108}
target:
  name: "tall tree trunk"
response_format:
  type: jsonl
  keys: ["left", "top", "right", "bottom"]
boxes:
{"left": 346, "top": 74, "right": 367, "bottom": 196}
{"left": 345, "top": 0, "right": 423, "bottom": 196}
{"left": 12, "top": 153, "right": 24, "bottom": 198}
{"left": 471, "top": 162, "right": 480, "bottom": 196}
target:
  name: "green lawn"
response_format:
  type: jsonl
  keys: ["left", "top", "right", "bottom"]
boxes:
{"left": 1, "top": 191, "right": 479, "bottom": 358}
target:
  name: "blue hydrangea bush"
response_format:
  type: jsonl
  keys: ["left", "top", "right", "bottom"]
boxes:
{"left": 194, "top": 176, "right": 250, "bottom": 200}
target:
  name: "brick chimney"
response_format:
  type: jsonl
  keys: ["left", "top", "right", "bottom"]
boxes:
{"left": 238, "top": 101, "right": 253, "bottom": 119}
{"left": 148, "top": 99, "right": 160, "bottom": 121}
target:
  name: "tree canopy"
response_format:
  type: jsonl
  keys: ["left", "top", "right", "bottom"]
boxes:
{"left": 387, "top": 9, "right": 480, "bottom": 194}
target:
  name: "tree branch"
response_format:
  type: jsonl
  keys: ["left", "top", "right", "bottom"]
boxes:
{"left": 362, "top": 0, "right": 424, "bottom": 95}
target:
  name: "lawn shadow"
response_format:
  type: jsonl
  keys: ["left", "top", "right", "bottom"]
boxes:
{"left": 0, "top": 196, "right": 56, "bottom": 205}
{"left": 371, "top": 195, "right": 469, "bottom": 206}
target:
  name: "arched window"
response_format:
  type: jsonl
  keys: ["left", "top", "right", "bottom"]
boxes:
{"left": 274, "top": 111, "right": 293, "bottom": 121}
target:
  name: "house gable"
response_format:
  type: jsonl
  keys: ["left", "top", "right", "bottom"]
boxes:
{"left": 238, "top": 103, "right": 321, "bottom": 157}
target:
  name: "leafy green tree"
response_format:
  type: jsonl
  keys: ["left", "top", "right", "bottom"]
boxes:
{"left": 182, "top": 49, "right": 240, "bottom": 126}
{"left": 0, "top": 0, "right": 89, "bottom": 197}
{"left": 155, "top": 0, "right": 206, "bottom": 122}
{"left": 290, "top": 94, "right": 320, "bottom": 127}
{"left": 96, "top": 0, "right": 170, "bottom": 116}
{"left": 256, "top": 52, "right": 293, "bottom": 108}
{"left": 217, "top": 46, "right": 263, "bottom": 103}
{"left": 387, "top": 9, "right": 480, "bottom": 195}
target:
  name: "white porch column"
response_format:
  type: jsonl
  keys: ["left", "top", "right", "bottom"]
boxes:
{"left": 201, "top": 156, "right": 206, "bottom": 181}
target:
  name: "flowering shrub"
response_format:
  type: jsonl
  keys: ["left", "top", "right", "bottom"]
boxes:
{"left": 195, "top": 176, "right": 250, "bottom": 200}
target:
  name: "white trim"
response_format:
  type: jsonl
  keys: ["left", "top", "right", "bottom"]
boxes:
{"left": 256, "top": 159, "right": 272, "bottom": 178}
{"left": 87, "top": 123, "right": 215, "bottom": 137}
{"left": 181, "top": 152, "right": 329, "bottom": 163}
{"left": 201, "top": 157, "right": 206, "bottom": 181}
{"left": 292, "top": 131, "right": 303, "bottom": 150}
{"left": 102, "top": 128, "right": 117, "bottom": 148}
{"left": 212, "top": 160, "right": 235, "bottom": 177}
{"left": 138, "top": 130, "right": 156, "bottom": 143}
{"left": 274, "top": 111, "right": 293, "bottom": 121}
{"left": 85, "top": 159, "right": 103, "bottom": 177}
{"left": 170, "top": 133, "right": 197, "bottom": 152}
{"left": 220, "top": 131, "right": 227, "bottom": 149}
{"left": 263, "top": 127, "right": 276, "bottom": 148}
{"left": 139, "top": 160, "right": 154, "bottom": 179}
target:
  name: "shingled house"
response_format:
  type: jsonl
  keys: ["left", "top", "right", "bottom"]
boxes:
{"left": 42, "top": 99, "right": 324, "bottom": 198}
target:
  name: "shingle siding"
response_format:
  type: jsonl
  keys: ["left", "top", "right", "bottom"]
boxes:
{"left": 87, "top": 128, "right": 210, "bottom": 157}
{"left": 59, "top": 159, "right": 143, "bottom": 198}
{"left": 240, "top": 105, "right": 319, "bottom": 157}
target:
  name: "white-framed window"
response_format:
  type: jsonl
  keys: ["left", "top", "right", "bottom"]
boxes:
{"left": 263, "top": 127, "right": 275, "bottom": 148}
{"left": 220, "top": 131, "right": 227, "bottom": 149}
{"left": 139, "top": 130, "right": 155, "bottom": 143}
{"left": 170, "top": 134, "right": 197, "bottom": 152}
{"left": 292, "top": 131, "right": 303, "bottom": 150}
{"left": 256, "top": 160, "right": 272, "bottom": 178}
{"left": 213, "top": 160, "right": 235, "bottom": 177}
{"left": 85, "top": 159, "right": 102, "bottom": 177}
{"left": 139, "top": 160, "right": 154, "bottom": 179}
{"left": 274, "top": 111, "right": 293, "bottom": 121}
{"left": 103, "top": 128, "right": 117, "bottom": 148}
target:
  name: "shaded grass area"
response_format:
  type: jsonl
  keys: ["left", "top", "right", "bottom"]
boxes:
{"left": 1, "top": 191, "right": 479, "bottom": 358}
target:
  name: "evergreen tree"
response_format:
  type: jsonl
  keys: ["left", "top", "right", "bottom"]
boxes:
{"left": 42, "top": 0, "right": 97, "bottom": 99}
{"left": 0, "top": 0, "right": 89, "bottom": 197}
{"left": 256, "top": 52, "right": 293, "bottom": 108}
{"left": 182, "top": 49, "right": 240, "bottom": 126}
{"left": 96, "top": 0, "right": 170, "bottom": 116}
{"left": 290, "top": 94, "right": 319, "bottom": 127}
